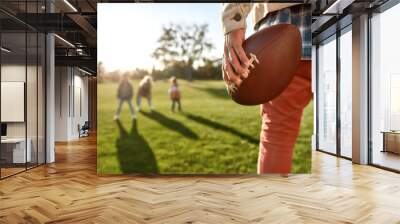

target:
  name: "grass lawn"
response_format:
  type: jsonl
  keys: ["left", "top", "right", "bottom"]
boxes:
{"left": 97, "top": 80, "right": 312, "bottom": 174}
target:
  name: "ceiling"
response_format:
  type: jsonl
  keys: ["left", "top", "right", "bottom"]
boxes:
{"left": 0, "top": 0, "right": 99, "bottom": 74}
{"left": 1, "top": 0, "right": 395, "bottom": 74}
{"left": 312, "top": 0, "right": 392, "bottom": 43}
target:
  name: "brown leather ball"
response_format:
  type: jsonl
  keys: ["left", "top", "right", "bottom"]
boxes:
{"left": 229, "top": 24, "right": 302, "bottom": 105}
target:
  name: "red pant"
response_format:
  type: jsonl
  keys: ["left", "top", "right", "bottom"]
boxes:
{"left": 258, "top": 60, "right": 312, "bottom": 174}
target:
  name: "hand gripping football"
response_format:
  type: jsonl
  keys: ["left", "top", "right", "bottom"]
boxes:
{"left": 227, "top": 24, "right": 302, "bottom": 105}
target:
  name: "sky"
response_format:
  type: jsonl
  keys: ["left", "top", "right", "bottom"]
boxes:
{"left": 97, "top": 3, "right": 254, "bottom": 72}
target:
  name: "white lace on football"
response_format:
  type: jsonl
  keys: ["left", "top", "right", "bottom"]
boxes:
{"left": 225, "top": 53, "right": 259, "bottom": 95}
{"left": 227, "top": 82, "right": 238, "bottom": 94}
{"left": 240, "top": 53, "right": 259, "bottom": 78}
{"left": 248, "top": 53, "right": 259, "bottom": 68}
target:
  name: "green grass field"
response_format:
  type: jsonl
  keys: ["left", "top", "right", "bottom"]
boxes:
{"left": 97, "top": 80, "right": 312, "bottom": 174}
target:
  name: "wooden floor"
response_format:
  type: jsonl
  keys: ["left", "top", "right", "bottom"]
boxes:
{"left": 1, "top": 167, "right": 26, "bottom": 178}
{"left": 372, "top": 150, "right": 400, "bottom": 171}
{"left": 1, "top": 136, "right": 400, "bottom": 223}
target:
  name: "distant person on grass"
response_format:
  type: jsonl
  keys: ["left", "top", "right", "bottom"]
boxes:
{"left": 137, "top": 75, "right": 154, "bottom": 111}
{"left": 114, "top": 73, "right": 136, "bottom": 121}
{"left": 168, "top": 76, "right": 181, "bottom": 112}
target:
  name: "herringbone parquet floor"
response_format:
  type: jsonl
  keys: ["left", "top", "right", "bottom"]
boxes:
{"left": 1, "top": 136, "right": 400, "bottom": 224}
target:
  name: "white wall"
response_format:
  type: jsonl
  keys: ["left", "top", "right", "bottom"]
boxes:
{"left": 72, "top": 73, "right": 89, "bottom": 137}
{"left": 55, "top": 66, "right": 69, "bottom": 141}
{"left": 1, "top": 65, "right": 26, "bottom": 138}
{"left": 55, "top": 67, "right": 89, "bottom": 141}
{"left": 1, "top": 65, "right": 32, "bottom": 138}
{"left": 1, "top": 64, "right": 46, "bottom": 164}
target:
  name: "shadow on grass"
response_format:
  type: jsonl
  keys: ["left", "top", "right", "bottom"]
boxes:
{"left": 185, "top": 113, "right": 259, "bottom": 145}
{"left": 191, "top": 85, "right": 229, "bottom": 100}
{"left": 140, "top": 110, "right": 198, "bottom": 139}
{"left": 116, "top": 120, "right": 158, "bottom": 174}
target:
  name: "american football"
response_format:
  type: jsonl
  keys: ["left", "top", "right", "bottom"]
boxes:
{"left": 228, "top": 23, "right": 302, "bottom": 105}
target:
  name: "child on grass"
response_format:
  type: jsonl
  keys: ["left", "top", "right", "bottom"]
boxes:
{"left": 168, "top": 76, "right": 181, "bottom": 112}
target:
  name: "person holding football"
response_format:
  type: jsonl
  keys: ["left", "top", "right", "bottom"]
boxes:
{"left": 221, "top": 3, "right": 312, "bottom": 174}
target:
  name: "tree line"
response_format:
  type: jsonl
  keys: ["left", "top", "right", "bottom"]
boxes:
{"left": 98, "top": 23, "right": 222, "bottom": 82}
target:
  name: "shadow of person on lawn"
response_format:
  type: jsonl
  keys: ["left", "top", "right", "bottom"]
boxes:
{"left": 185, "top": 113, "right": 259, "bottom": 145}
{"left": 140, "top": 110, "right": 198, "bottom": 139}
{"left": 191, "top": 85, "right": 229, "bottom": 100}
{"left": 116, "top": 120, "right": 158, "bottom": 174}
